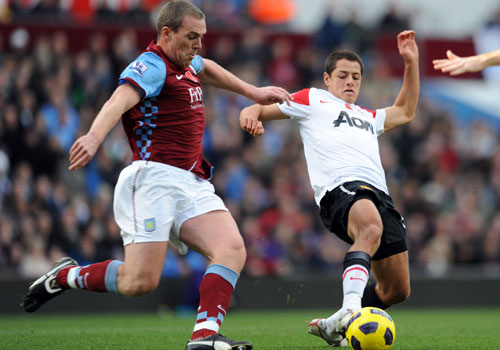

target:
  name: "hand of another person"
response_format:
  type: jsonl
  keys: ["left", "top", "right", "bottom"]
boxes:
{"left": 68, "top": 133, "right": 100, "bottom": 170}
{"left": 433, "top": 50, "right": 485, "bottom": 76}
{"left": 397, "top": 30, "right": 419, "bottom": 64}
{"left": 251, "top": 86, "right": 292, "bottom": 106}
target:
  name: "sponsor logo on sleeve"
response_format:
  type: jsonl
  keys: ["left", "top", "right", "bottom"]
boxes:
{"left": 131, "top": 61, "right": 149, "bottom": 77}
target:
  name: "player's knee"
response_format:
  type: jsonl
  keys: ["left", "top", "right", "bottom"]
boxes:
{"left": 230, "top": 240, "right": 247, "bottom": 265}
{"left": 358, "top": 223, "right": 383, "bottom": 246}
{"left": 221, "top": 237, "right": 247, "bottom": 270}
{"left": 398, "top": 284, "right": 411, "bottom": 302}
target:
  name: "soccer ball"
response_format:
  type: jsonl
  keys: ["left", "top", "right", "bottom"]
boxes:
{"left": 345, "top": 307, "right": 396, "bottom": 350}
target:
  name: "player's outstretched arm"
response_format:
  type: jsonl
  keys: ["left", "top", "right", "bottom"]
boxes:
{"left": 384, "top": 30, "right": 420, "bottom": 132}
{"left": 433, "top": 49, "right": 500, "bottom": 76}
{"left": 69, "top": 83, "right": 141, "bottom": 170}
{"left": 200, "top": 59, "right": 292, "bottom": 105}
{"left": 239, "top": 104, "right": 288, "bottom": 137}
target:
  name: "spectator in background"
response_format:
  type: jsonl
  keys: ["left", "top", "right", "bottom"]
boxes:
{"left": 21, "top": 1, "right": 291, "bottom": 350}
{"left": 342, "top": 11, "right": 369, "bottom": 55}
{"left": 196, "top": 0, "right": 251, "bottom": 29}
{"left": 2, "top": 104, "right": 26, "bottom": 169}
{"left": 29, "top": 0, "right": 65, "bottom": 22}
{"left": 378, "top": 3, "right": 410, "bottom": 35}
{"left": 314, "top": 5, "right": 345, "bottom": 54}
{"left": 39, "top": 79, "right": 79, "bottom": 152}
{"left": 0, "top": 148, "right": 9, "bottom": 205}
{"left": 234, "top": 26, "right": 270, "bottom": 66}
{"left": 267, "top": 37, "right": 300, "bottom": 90}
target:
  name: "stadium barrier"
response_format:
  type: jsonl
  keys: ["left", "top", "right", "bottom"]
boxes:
{"left": 2, "top": 276, "right": 500, "bottom": 314}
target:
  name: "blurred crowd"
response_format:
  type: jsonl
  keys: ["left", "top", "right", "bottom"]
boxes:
{"left": 1, "top": 3, "right": 500, "bottom": 284}
{"left": 3, "top": 0, "right": 278, "bottom": 28}
{"left": 3, "top": 0, "right": 159, "bottom": 24}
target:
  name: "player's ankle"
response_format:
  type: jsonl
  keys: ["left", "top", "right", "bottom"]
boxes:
{"left": 190, "top": 329, "right": 217, "bottom": 341}
{"left": 55, "top": 266, "right": 73, "bottom": 290}
{"left": 342, "top": 293, "right": 362, "bottom": 311}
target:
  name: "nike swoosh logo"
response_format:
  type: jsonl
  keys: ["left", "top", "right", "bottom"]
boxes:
{"left": 45, "top": 278, "right": 62, "bottom": 293}
{"left": 320, "top": 100, "right": 334, "bottom": 103}
{"left": 217, "top": 304, "right": 226, "bottom": 314}
{"left": 350, "top": 277, "right": 366, "bottom": 282}
{"left": 176, "top": 75, "right": 183, "bottom": 80}
{"left": 83, "top": 272, "right": 90, "bottom": 289}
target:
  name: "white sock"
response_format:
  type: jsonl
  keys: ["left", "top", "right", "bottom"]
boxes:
{"left": 342, "top": 263, "right": 369, "bottom": 308}
{"left": 66, "top": 266, "right": 81, "bottom": 289}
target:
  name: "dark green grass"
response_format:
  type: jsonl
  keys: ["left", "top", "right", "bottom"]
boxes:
{"left": 1, "top": 308, "right": 499, "bottom": 349}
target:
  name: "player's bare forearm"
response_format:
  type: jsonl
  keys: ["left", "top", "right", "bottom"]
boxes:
{"left": 89, "top": 100, "right": 124, "bottom": 144}
{"left": 397, "top": 30, "right": 419, "bottom": 117}
{"left": 239, "top": 104, "right": 265, "bottom": 136}
{"left": 69, "top": 84, "right": 140, "bottom": 170}
{"left": 384, "top": 31, "right": 420, "bottom": 132}
{"left": 201, "top": 59, "right": 250, "bottom": 94}
{"left": 384, "top": 61, "right": 419, "bottom": 132}
{"left": 482, "top": 49, "right": 500, "bottom": 68}
{"left": 201, "top": 59, "right": 292, "bottom": 105}
{"left": 394, "top": 61, "right": 419, "bottom": 118}
{"left": 68, "top": 101, "right": 122, "bottom": 170}
{"left": 239, "top": 103, "right": 289, "bottom": 136}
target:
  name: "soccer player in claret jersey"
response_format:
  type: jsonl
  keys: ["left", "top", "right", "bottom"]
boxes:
{"left": 239, "top": 30, "right": 419, "bottom": 347}
{"left": 21, "top": 1, "right": 291, "bottom": 349}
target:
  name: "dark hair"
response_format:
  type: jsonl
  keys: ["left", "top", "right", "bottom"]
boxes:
{"left": 157, "top": 0, "right": 205, "bottom": 36}
{"left": 325, "top": 50, "right": 364, "bottom": 75}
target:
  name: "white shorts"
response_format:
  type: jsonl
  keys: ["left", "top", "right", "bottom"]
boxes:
{"left": 113, "top": 160, "right": 227, "bottom": 255}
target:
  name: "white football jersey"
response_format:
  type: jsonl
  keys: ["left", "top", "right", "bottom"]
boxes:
{"left": 278, "top": 87, "right": 388, "bottom": 205}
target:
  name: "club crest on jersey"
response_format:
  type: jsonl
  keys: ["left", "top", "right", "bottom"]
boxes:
{"left": 333, "top": 111, "right": 374, "bottom": 134}
{"left": 185, "top": 70, "right": 198, "bottom": 83}
{"left": 144, "top": 218, "right": 156, "bottom": 232}
{"left": 131, "top": 61, "right": 148, "bottom": 77}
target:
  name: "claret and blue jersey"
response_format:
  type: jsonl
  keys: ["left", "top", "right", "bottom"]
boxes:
{"left": 119, "top": 41, "right": 213, "bottom": 179}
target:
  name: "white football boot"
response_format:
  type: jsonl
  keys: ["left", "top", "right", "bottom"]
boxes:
{"left": 308, "top": 318, "right": 349, "bottom": 347}
{"left": 329, "top": 307, "right": 357, "bottom": 334}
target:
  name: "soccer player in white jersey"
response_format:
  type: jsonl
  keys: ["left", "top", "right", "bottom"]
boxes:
{"left": 239, "top": 30, "right": 419, "bottom": 346}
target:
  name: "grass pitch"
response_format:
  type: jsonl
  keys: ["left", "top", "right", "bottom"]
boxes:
{"left": 1, "top": 308, "right": 499, "bottom": 349}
